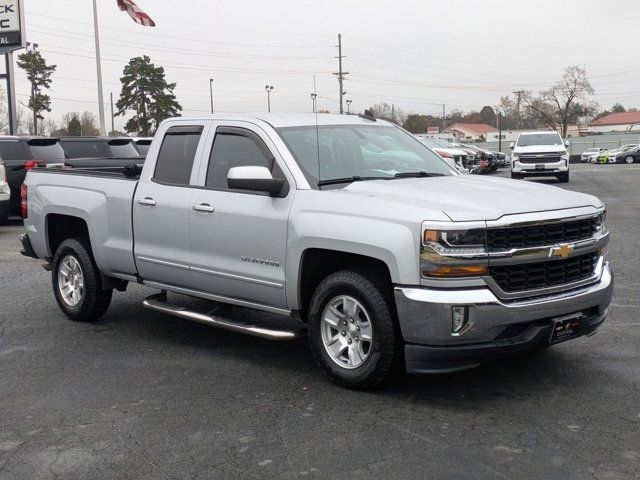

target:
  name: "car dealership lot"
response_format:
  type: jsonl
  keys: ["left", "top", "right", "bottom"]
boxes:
{"left": 1, "top": 163, "right": 639, "bottom": 480}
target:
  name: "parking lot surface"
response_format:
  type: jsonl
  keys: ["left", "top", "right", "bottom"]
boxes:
{"left": 1, "top": 163, "right": 639, "bottom": 480}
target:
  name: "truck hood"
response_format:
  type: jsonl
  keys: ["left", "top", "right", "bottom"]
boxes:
{"left": 513, "top": 145, "right": 567, "bottom": 154}
{"left": 341, "top": 175, "right": 603, "bottom": 222}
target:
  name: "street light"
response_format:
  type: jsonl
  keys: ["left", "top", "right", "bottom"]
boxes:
{"left": 265, "top": 85, "right": 274, "bottom": 113}
{"left": 310, "top": 93, "right": 317, "bottom": 113}
{"left": 209, "top": 78, "right": 214, "bottom": 114}
{"left": 346, "top": 99, "right": 352, "bottom": 115}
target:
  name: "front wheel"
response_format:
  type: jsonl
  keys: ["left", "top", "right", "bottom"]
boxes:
{"left": 511, "top": 172, "right": 522, "bottom": 180}
{"left": 625, "top": 156, "right": 635, "bottom": 164}
{"left": 308, "top": 270, "right": 401, "bottom": 390}
{"left": 557, "top": 172, "right": 569, "bottom": 183}
{"left": 52, "top": 238, "right": 112, "bottom": 322}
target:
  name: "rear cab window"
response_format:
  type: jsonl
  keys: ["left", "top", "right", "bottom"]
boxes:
{"left": 153, "top": 126, "right": 204, "bottom": 186}
{"left": 108, "top": 140, "right": 140, "bottom": 158}
{"left": 0, "top": 141, "right": 28, "bottom": 161}
{"left": 60, "top": 140, "right": 110, "bottom": 159}
{"left": 26, "top": 140, "right": 66, "bottom": 161}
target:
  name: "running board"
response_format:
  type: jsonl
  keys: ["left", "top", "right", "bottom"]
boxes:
{"left": 142, "top": 293, "right": 305, "bottom": 341}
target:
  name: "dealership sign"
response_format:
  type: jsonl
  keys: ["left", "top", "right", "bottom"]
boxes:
{"left": 0, "top": 1, "right": 25, "bottom": 53}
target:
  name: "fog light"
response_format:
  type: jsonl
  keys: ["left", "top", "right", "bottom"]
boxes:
{"left": 452, "top": 306, "right": 468, "bottom": 334}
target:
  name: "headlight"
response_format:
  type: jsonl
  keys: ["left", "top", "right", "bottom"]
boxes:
{"left": 421, "top": 222, "right": 488, "bottom": 278}
{"left": 596, "top": 211, "right": 607, "bottom": 234}
{"left": 511, "top": 154, "right": 519, "bottom": 162}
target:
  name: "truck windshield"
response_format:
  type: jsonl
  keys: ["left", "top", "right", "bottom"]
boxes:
{"left": 278, "top": 124, "right": 454, "bottom": 187}
{"left": 517, "top": 133, "right": 563, "bottom": 147}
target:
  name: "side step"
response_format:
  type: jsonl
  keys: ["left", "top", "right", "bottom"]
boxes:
{"left": 142, "top": 293, "right": 305, "bottom": 342}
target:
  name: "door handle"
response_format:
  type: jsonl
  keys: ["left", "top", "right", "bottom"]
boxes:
{"left": 137, "top": 197, "right": 156, "bottom": 206}
{"left": 192, "top": 203, "right": 215, "bottom": 213}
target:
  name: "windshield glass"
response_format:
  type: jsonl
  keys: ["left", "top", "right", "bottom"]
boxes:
{"left": 517, "top": 133, "right": 563, "bottom": 147}
{"left": 109, "top": 142, "right": 140, "bottom": 158}
{"left": 279, "top": 125, "right": 454, "bottom": 186}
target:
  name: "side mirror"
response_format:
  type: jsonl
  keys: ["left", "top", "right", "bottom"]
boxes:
{"left": 227, "top": 166, "right": 285, "bottom": 196}
{"left": 565, "top": 140, "right": 570, "bottom": 147}
{"left": 509, "top": 142, "right": 515, "bottom": 150}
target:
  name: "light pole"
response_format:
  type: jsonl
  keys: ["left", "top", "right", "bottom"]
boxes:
{"left": 346, "top": 99, "right": 352, "bottom": 115}
{"left": 310, "top": 93, "right": 317, "bottom": 113}
{"left": 92, "top": 0, "right": 106, "bottom": 135}
{"left": 265, "top": 85, "right": 274, "bottom": 113}
{"left": 209, "top": 78, "right": 214, "bottom": 114}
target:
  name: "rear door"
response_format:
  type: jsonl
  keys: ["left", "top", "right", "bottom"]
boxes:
{"left": 187, "top": 122, "right": 295, "bottom": 308}
{"left": 133, "top": 123, "right": 209, "bottom": 287}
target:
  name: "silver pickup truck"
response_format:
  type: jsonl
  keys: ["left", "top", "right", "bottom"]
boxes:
{"left": 21, "top": 114, "right": 613, "bottom": 389}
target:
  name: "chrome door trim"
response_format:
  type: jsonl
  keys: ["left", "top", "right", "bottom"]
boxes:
{"left": 137, "top": 256, "right": 190, "bottom": 271}
{"left": 190, "top": 265, "right": 284, "bottom": 289}
{"left": 144, "top": 281, "right": 291, "bottom": 316}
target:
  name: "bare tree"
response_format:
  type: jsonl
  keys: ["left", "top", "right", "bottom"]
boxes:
{"left": 369, "top": 102, "right": 405, "bottom": 125}
{"left": 81, "top": 111, "right": 100, "bottom": 136}
{"left": 525, "top": 66, "right": 596, "bottom": 137}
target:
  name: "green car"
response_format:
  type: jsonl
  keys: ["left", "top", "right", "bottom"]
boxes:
{"left": 598, "top": 145, "right": 637, "bottom": 164}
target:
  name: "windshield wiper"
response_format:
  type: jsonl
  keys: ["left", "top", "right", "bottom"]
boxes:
{"left": 393, "top": 171, "right": 445, "bottom": 178}
{"left": 317, "top": 176, "right": 389, "bottom": 187}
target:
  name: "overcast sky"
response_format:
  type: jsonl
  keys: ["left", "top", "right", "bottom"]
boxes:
{"left": 11, "top": 0, "right": 640, "bottom": 131}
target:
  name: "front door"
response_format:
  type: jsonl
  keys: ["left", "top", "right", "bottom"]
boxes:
{"left": 188, "top": 124, "right": 294, "bottom": 308}
{"left": 133, "top": 124, "right": 207, "bottom": 287}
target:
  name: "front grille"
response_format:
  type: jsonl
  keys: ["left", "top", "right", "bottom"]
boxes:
{"left": 518, "top": 152, "right": 561, "bottom": 164}
{"left": 487, "top": 218, "right": 598, "bottom": 252}
{"left": 489, "top": 253, "right": 598, "bottom": 293}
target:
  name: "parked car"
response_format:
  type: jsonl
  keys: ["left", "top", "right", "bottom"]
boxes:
{"left": 59, "top": 137, "right": 141, "bottom": 159}
{"left": 0, "top": 136, "right": 66, "bottom": 216}
{"left": 581, "top": 147, "right": 606, "bottom": 163}
{"left": 0, "top": 159, "right": 9, "bottom": 224}
{"left": 458, "top": 144, "right": 500, "bottom": 172}
{"left": 21, "top": 113, "right": 613, "bottom": 389}
{"left": 597, "top": 145, "right": 638, "bottom": 164}
{"left": 414, "top": 135, "right": 470, "bottom": 173}
{"left": 132, "top": 137, "right": 153, "bottom": 156}
{"left": 510, "top": 131, "right": 570, "bottom": 182}
{"left": 611, "top": 145, "right": 640, "bottom": 164}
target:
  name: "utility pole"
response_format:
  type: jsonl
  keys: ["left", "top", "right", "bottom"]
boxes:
{"left": 209, "top": 78, "right": 214, "bottom": 114}
{"left": 498, "top": 112, "right": 503, "bottom": 153}
{"left": 265, "top": 85, "right": 274, "bottom": 112}
{"left": 110, "top": 92, "right": 114, "bottom": 134}
{"left": 333, "top": 34, "right": 349, "bottom": 114}
{"left": 442, "top": 104, "right": 446, "bottom": 132}
{"left": 513, "top": 90, "right": 524, "bottom": 130}
{"left": 92, "top": 0, "right": 106, "bottom": 135}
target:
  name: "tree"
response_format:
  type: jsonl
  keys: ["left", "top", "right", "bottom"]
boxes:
{"left": 17, "top": 49, "right": 56, "bottom": 135}
{"left": 478, "top": 106, "right": 496, "bottom": 126}
{"left": 116, "top": 56, "right": 182, "bottom": 136}
{"left": 369, "top": 103, "right": 405, "bottom": 125}
{"left": 525, "top": 66, "right": 595, "bottom": 137}
{"left": 81, "top": 111, "right": 100, "bottom": 136}
{"left": 403, "top": 114, "right": 442, "bottom": 134}
{"left": 108, "top": 130, "right": 128, "bottom": 137}
{"left": 68, "top": 116, "right": 82, "bottom": 136}
{"left": 611, "top": 103, "right": 626, "bottom": 113}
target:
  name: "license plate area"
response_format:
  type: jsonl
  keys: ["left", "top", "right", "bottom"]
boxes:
{"left": 549, "top": 313, "right": 583, "bottom": 343}
{"left": 535, "top": 164, "right": 545, "bottom": 170}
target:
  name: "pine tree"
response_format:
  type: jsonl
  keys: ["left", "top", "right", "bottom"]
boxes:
{"left": 17, "top": 49, "right": 56, "bottom": 135}
{"left": 115, "top": 56, "right": 182, "bottom": 136}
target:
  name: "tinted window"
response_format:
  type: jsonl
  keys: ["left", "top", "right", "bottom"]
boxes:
{"left": 61, "top": 140, "right": 110, "bottom": 159}
{"left": 108, "top": 142, "right": 139, "bottom": 158}
{"left": 516, "top": 133, "right": 563, "bottom": 147}
{"left": 0, "top": 142, "right": 27, "bottom": 160}
{"left": 135, "top": 143, "right": 150, "bottom": 155}
{"left": 154, "top": 126, "right": 203, "bottom": 185}
{"left": 28, "top": 142, "right": 66, "bottom": 161}
{"left": 206, "top": 131, "right": 272, "bottom": 190}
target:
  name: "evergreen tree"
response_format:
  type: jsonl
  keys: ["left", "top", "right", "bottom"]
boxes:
{"left": 17, "top": 49, "right": 56, "bottom": 135}
{"left": 67, "top": 116, "right": 81, "bottom": 136}
{"left": 115, "top": 56, "right": 182, "bottom": 136}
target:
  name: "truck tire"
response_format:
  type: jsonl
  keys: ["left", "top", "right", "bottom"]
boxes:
{"left": 52, "top": 238, "right": 112, "bottom": 322}
{"left": 307, "top": 270, "right": 401, "bottom": 390}
{"left": 557, "top": 172, "right": 569, "bottom": 183}
{"left": 511, "top": 172, "right": 522, "bottom": 180}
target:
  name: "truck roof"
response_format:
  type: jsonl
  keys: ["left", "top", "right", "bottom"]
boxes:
{"left": 165, "top": 113, "right": 390, "bottom": 129}
{"left": 518, "top": 131, "right": 561, "bottom": 136}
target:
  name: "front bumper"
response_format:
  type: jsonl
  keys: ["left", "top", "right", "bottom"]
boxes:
{"left": 395, "top": 262, "right": 613, "bottom": 373}
{"left": 512, "top": 160, "right": 568, "bottom": 174}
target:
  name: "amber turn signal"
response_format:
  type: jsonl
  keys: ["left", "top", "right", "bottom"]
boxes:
{"left": 425, "top": 265, "right": 488, "bottom": 277}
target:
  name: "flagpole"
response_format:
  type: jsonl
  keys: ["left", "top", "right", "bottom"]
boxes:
{"left": 92, "top": 0, "right": 107, "bottom": 135}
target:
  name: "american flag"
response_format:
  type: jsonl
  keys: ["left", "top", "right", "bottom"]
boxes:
{"left": 117, "top": 0, "right": 156, "bottom": 27}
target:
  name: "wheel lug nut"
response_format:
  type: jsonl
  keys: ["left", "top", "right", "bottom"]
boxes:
{"left": 355, "top": 337, "right": 359, "bottom": 342}
{"left": 356, "top": 326, "right": 360, "bottom": 331}
{"left": 351, "top": 319, "right": 355, "bottom": 323}
{"left": 341, "top": 331, "right": 346, "bottom": 336}
{"left": 348, "top": 339, "right": 352, "bottom": 344}
{"left": 343, "top": 320, "right": 347, "bottom": 326}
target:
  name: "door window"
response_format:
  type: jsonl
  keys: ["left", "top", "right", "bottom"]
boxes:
{"left": 205, "top": 128, "right": 274, "bottom": 190}
{"left": 154, "top": 126, "right": 204, "bottom": 186}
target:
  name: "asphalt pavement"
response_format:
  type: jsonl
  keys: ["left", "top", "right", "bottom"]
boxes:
{"left": 1, "top": 163, "right": 639, "bottom": 479}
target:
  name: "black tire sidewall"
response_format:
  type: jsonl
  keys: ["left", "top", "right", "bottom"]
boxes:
{"left": 52, "top": 238, "right": 111, "bottom": 322}
{"left": 308, "top": 271, "right": 399, "bottom": 388}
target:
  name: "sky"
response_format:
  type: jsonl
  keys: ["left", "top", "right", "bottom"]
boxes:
{"left": 8, "top": 0, "right": 640, "bottom": 132}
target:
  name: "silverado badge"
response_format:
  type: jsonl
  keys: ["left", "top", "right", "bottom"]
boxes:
{"left": 550, "top": 243, "right": 574, "bottom": 259}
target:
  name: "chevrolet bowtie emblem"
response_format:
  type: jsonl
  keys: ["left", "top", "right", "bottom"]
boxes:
{"left": 550, "top": 244, "right": 574, "bottom": 259}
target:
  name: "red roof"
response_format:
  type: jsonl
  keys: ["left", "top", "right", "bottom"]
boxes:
{"left": 446, "top": 123, "right": 497, "bottom": 135}
{"left": 589, "top": 111, "right": 640, "bottom": 127}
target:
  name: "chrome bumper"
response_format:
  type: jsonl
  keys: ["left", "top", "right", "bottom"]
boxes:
{"left": 394, "top": 261, "right": 613, "bottom": 346}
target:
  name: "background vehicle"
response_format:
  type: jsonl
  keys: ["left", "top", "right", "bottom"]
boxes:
{"left": 414, "top": 135, "right": 470, "bottom": 172}
{"left": 60, "top": 137, "right": 141, "bottom": 159}
{"left": 0, "top": 159, "right": 9, "bottom": 224}
{"left": 22, "top": 114, "right": 612, "bottom": 389}
{"left": 597, "top": 144, "right": 638, "bottom": 164}
{"left": 612, "top": 145, "right": 640, "bottom": 164}
{"left": 0, "top": 136, "right": 66, "bottom": 216}
{"left": 458, "top": 143, "right": 500, "bottom": 172}
{"left": 132, "top": 137, "right": 153, "bottom": 156}
{"left": 581, "top": 147, "right": 605, "bottom": 162}
{"left": 510, "top": 131, "right": 570, "bottom": 182}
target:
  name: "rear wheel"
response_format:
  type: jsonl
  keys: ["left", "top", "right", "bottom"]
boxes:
{"left": 625, "top": 155, "right": 635, "bottom": 165}
{"left": 308, "top": 270, "right": 401, "bottom": 390}
{"left": 52, "top": 238, "right": 112, "bottom": 322}
{"left": 557, "top": 172, "right": 569, "bottom": 183}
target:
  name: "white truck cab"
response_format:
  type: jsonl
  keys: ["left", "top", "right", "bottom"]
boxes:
{"left": 511, "top": 131, "right": 570, "bottom": 183}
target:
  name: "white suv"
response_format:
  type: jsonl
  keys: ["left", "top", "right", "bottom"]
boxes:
{"left": 511, "top": 131, "right": 570, "bottom": 183}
